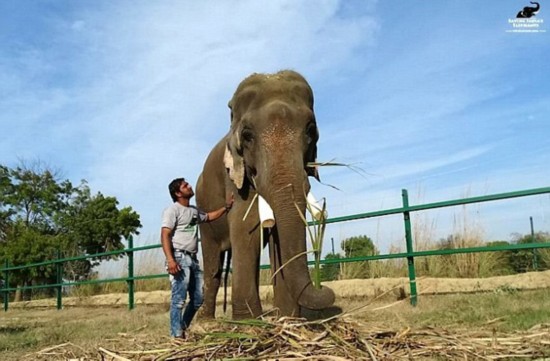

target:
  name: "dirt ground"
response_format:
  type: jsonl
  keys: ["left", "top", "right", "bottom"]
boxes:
{"left": 9, "top": 269, "right": 550, "bottom": 308}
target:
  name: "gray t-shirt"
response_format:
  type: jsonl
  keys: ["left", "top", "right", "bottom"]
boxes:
{"left": 161, "top": 203, "right": 208, "bottom": 253}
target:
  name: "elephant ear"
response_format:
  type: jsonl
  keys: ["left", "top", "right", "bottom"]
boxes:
{"left": 224, "top": 143, "right": 245, "bottom": 189}
{"left": 306, "top": 121, "right": 320, "bottom": 182}
{"left": 224, "top": 107, "right": 246, "bottom": 190}
{"left": 306, "top": 152, "right": 320, "bottom": 182}
{"left": 225, "top": 85, "right": 257, "bottom": 190}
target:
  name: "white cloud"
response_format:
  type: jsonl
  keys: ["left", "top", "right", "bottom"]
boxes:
{"left": 371, "top": 145, "right": 493, "bottom": 182}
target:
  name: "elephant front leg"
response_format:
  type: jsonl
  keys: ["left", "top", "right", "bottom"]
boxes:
{"left": 231, "top": 229, "right": 263, "bottom": 319}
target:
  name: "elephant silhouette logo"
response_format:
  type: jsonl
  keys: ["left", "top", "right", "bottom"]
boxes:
{"left": 517, "top": 1, "right": 540, "bottom": 18}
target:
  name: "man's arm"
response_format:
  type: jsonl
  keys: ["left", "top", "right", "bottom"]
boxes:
{"left": 161, "top": 227, "right": 180, "bottom": 275}
{"left": 206, "top": 193, "right": 235, "bottom": 222}
{"left": 205, "top": 193, "right": 234, "bottom": 223}
{"left": 206, "top": 205, "right": 230, "bottom": 222}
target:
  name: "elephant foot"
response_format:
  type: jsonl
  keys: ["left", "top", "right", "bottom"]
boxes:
{"left": 232, "top": 306, "right": 262, "bottom": 320}
{"left": 272, "top": 303, "right": 301, "bottom": 318}
{"left": 301, "top": 305, "right": 343, "bottom": 321}
{"left": 197, "top": 306, "right": 216, "bottom": 320}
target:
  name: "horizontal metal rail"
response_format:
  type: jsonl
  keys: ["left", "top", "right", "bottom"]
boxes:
{"left": 323, "top": 186, "right": 550, "bottom": 225}
{"left": 1, "top": 244, "right": 160, "bottom": 272}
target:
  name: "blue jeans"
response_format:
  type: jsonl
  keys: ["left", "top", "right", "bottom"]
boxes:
{"left": 168, "top": 252, "right": 204, "bottom": 337}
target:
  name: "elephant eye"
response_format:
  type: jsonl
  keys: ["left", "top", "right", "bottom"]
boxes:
{"left": 241, "top": 128, "right": 254, "bottom": 143}
{"left": 306, "top": 122, "right": 318, "bottom": 144}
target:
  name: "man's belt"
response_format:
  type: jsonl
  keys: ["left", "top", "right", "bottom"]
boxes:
{"left": 174, "top": 249, "right": 197, "bottom": 258}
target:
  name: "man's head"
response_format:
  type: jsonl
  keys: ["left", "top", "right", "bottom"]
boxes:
{"left": 168, "top": 178, "right": 194, "bottom": 202}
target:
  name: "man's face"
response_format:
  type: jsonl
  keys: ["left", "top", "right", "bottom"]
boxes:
{"left": 176, "top": 180, "right": 194, "bottom": 199}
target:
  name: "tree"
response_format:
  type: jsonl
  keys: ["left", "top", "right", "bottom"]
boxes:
{"left": 59, "top": 184, "right": 142, "bottom": 274}
{"left": 2, "top": 163, "right": 73, "bottom": 230}
{"left": 0, "top": 162, "right": 142, "bottom": 299}
{"left": 340, "top": 235, "right": 378, "bottom": 279}
{"left": 0, "top": 162, "right": 71, "bottom": 299}
{"left": 341, "top": 235, "right": 377, "bottom": 258}
{"left": 509, "top": 232, "right": 550, "bottom": 273}
{"left": 320, "top": 253, "right": 341, "bottom": 281}
{"left": 1, "top": 223, "right": 59, "bottom": 295}
{"left": 0, "top": 165, "right": 12, "bottom": 240}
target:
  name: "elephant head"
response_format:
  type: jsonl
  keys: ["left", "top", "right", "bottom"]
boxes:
{"left": 224, "top": 70, "right": 334, "bottom": 313}
{"left": 224, "top": 71, "right": 320, "bottom": 190}
{"left": 517, "top": 1, "right": 540, "bottom": 18}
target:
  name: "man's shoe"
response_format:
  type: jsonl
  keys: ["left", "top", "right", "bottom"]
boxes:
{"left": 172, "top": 332, "right": 187, "bottom": 344}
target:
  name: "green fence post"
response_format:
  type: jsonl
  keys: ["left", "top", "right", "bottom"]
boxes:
{"left": 3, "top": 259, "right": 8, "bottom": 312}
{"left": 56, "top": 250, "right": 63, "bottom": 310}
{"left": 127, "top": 235, "right": 135, "bottom": 310}
{"left": 530, "top": 217, "right": 538, "bottom": 271}
{"left": 402, "top": 189, "right": 418, "bottom": 306}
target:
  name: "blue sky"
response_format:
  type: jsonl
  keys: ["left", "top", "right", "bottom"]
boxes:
{"left": 1, "top": 0, "right": 549, "bottom": 262}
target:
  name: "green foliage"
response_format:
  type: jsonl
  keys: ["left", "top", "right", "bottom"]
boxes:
{"left": 341, "top": 235, "right": 377, "bottom": 258}
{"left": 0, "top": 162, "right": 142, "bottom": 296}
{"left": 2, "top": 164, "right": 73, "bottom": 230}
{"left": 60, "top": 185, "right": 142, "bottom": 263}
{"left": 340, "top": 235, "right": 378, "bottom": 279}
{"left": 0, "top": 163, "right": 71, "bottom": 295}
{"left": 1, "top": 222, "right": 59, "bottom": 292}
{"left": 483, "top": 234, "right": 550, "bottom": 274}
{"left": 485, "top": 240, "right": 516, "bottom": 275}
{"left": 509, "top": 232, "right": 550, "bottom": 273}
{"left": 320, "top": 253, "right": 341, "bottom": 281}
{"left": 0, "top": 165, "right": 13, "bottom": 239}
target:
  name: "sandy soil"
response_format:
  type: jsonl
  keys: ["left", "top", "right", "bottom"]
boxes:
{"left": 10, "top": 270, "right": 550, "bottom": 309}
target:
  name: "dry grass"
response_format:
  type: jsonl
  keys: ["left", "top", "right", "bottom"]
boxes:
{"left": 382, "top": 202, "right": 514, "bottom": 280}
{"left": 339, "top": 261, "right": 370, "bottom": 280}
{"left": 138, "top": 322, "right": 550, "bottom": 360}
{"left": 4, "top": 286, "right": 550, "bottom": 360}
{"left": 10, "top": 301, "right": 550, "bottom": 360}
{"left": 538, "top": 248, "right": 550, "bottom": 269}
{"left": 321, "top": 195, "right": 519, "bottom": 283}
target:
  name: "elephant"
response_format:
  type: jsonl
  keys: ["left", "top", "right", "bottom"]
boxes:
{"left": 517, "top": 1, "right": 540, "bottom": 18}
{"left": 196, "top": 70, "right": 335, "bottom": 320}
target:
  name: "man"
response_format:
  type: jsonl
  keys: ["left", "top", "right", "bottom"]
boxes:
{"left": 161, "top": 177, "right": 233, "bottom": 339}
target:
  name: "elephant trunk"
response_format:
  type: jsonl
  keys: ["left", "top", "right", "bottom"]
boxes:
{"left": 531, "top": 2, "right": 540, "bottom": 11}
{"left": 264, "top": 177, "right": 335, "bottom": 310}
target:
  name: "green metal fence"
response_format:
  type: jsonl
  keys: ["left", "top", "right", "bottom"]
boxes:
{"left": 2, "top": 186, "right": 550, "bottom": 311}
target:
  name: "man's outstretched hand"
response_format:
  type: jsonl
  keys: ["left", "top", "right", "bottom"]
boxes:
{"left": 225, "top": 192, "right": 235, "bottom": 210}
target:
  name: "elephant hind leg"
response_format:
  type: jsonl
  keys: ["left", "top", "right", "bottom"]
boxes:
{"left": 222, "top": 249, "right": 232, "bottom": 313}
{"left": 200, "top": 243, "right": 225, "bottom": 319}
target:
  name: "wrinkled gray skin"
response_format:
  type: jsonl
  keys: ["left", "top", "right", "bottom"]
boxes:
{"left": 196, "top": 70, "right": 335, "bottom": 319}
{"left": 517, "top": 1, "right": 540, "bottom": 18}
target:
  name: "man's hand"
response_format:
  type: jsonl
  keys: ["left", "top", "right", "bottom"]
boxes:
{"left": 225, "top": 192, "right": 235, "bottom": 210}
{"left": 166, "top": 258, "right": 181, "bottom": 275}
{"left": 207, "top": 193, "right": 236, "bottom": 222}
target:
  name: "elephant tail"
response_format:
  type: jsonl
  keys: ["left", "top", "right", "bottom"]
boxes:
{"left": 222, "top": 249, "right": 232, "bottom": 313}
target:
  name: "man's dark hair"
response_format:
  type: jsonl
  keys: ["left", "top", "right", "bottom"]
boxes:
{"left": 168, "top": 178, "right": 185, "bottom": 202}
